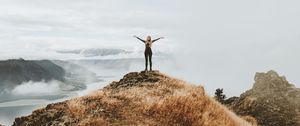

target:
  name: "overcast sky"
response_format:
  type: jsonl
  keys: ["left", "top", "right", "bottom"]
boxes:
{"left": 0, "top": 0, "right": 299, "bottom": 96}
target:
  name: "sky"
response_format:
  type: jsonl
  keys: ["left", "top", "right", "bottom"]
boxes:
{"left": 0, "top": 0, "right": 300, "bottom": 96}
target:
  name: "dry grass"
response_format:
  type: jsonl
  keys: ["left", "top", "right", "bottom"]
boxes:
{"left": 241, "top": 116, "right": 258, "bottom": 125}
{"left": 77, "top": 117, "right": 108, "bottom": 126}
{"left": 65, "top": 72, "right": 255, "bottom": 126}
{"left": 67, "top": 98, "right": 86, "bottom": 118}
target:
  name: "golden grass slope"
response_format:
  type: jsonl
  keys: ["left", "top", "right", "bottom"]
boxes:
{"left": 14, "top": 71, "right": 255, "bottom": 126}
{"left": 67, "top": 71, "right": 254, "bottom": 126}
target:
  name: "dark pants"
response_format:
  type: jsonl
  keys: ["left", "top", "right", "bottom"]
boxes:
{"left": 144, "top": 47, "right": 152, "bottom": 71}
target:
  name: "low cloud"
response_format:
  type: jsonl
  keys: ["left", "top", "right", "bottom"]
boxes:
{"left": 11, "top": 80, "right": 62, "bottom": 96}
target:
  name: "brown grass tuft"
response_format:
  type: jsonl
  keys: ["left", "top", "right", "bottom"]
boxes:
{"left": 67, "top": 98, "right": 86, "bottom": 118}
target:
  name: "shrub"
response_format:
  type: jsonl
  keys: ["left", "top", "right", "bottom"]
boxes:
{"left": 214, "top": 88, "right": 226, "bottom": 104}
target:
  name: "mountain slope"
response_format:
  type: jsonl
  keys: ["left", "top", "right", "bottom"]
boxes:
{"left": 0, "top": 59, "right": 65, "bottom": 91}
{"left": 13, "top": 71, "right": 253, "bottom": 126}
{"left": 225, "top": 70, "right": 300, "bottom": 126}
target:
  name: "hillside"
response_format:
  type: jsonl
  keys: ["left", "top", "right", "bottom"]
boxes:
{"left": 225, "top": 70, "right": 300, "bottom": 126}
{"left": 13, "top": 71, "right": 254, "bottom": 126}
{"left": 0, "top": 59, "right": 65, "bottom": 91}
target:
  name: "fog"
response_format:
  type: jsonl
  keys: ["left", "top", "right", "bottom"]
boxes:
{"left": 0, "top": 0, "right": 300, "bottom": 97}
{"left": 11, "top": 81, "right": 61, "bottom": 96}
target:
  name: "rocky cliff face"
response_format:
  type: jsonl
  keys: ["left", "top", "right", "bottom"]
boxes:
{"left": 13, "top": 71, "right": 253, "bottom": 126}
{"left": 226, "top": 70, "right": 300, "bottom": 126}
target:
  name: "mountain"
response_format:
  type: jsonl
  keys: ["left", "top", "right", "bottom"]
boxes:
{"left": 0, "top": 59, "right": 65, "bottom": 91}
{"left": 13, "top": 71, "right": 255, "bottom": 126}
{"left": 225, "top": 70, "right": 300, "bottom": 126}
{"left": 0, "top": 59, "right": 100, "bottom": 100}
{"left": 57, "top": 48, "right": 130, "bottom": 57}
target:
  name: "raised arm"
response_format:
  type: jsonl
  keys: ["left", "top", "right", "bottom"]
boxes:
{"left": 152, "top": 37, "right": 164, "bottom": 43}
{"left": 133, "top": 35, "right": 145, "bottom": 43}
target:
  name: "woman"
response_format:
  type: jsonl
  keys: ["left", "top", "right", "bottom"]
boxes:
{"left": 133, "top": 35, "right": 164, "bottom": 71}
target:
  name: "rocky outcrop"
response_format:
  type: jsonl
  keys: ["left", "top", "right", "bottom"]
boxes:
{"left": 13, "top": 71, "right": 252, "bottom": 126}
{"left": 226, "top": 70, "right": 300, "bottom": 126}
{"left": 13, "top": 102, "right": 72, "bottom": 126}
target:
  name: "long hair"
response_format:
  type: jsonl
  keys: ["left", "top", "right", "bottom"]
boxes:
{"left": 146, "top": 36, "right": 151, "bottom": 41}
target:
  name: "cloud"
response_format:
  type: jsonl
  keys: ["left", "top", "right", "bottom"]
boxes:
{"left": 11, "top": 80, "right": 62, "bottom": 96}
{"left": 0, "top": 0, "right": 300, "bottom": 96}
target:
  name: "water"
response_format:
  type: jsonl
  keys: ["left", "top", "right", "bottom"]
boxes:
{"left": 0, "top": 58, "right": 164, "bottom": 125}
{"left": 0, "top": 105, "right": 40, "bottom": 125}
{"left": 0, "top": 75, "right": 119, "bottom": 126}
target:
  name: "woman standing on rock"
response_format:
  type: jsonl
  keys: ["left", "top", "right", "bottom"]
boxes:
{"left": 133, "top": 35, "right": 164, "bottom": 71}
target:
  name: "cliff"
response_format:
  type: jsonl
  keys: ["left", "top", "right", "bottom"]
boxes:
{"left": 226, "top": 70, "right": 300, "bottom": 126}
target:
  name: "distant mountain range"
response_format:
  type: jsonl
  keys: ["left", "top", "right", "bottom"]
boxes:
{"left": 56, "top": 48, "right": 130, "bottom": 57}
{"left": 0, "top": 59, "right": 99, "bottom": 96}
{"left": 0, "top": 59, "right": 65, "bottom": 92}
{"left": 56, "top": 48, "right": 172, "bottom": 60}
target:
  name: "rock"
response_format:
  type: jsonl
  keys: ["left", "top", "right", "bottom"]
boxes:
{"left": 226, "top": 70, "right": 300, "bottom": 126}
{"left": 107, "top": 70, "right": 164, "bottom": 89}
{"left": 252, "top": 70, "right": 293, "bottom": 93}
{"left": 223, "top": 96, "right": 239, "bottom": 104}
{"left": 13, "top": 102, "right": 71, "bottom": 126}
